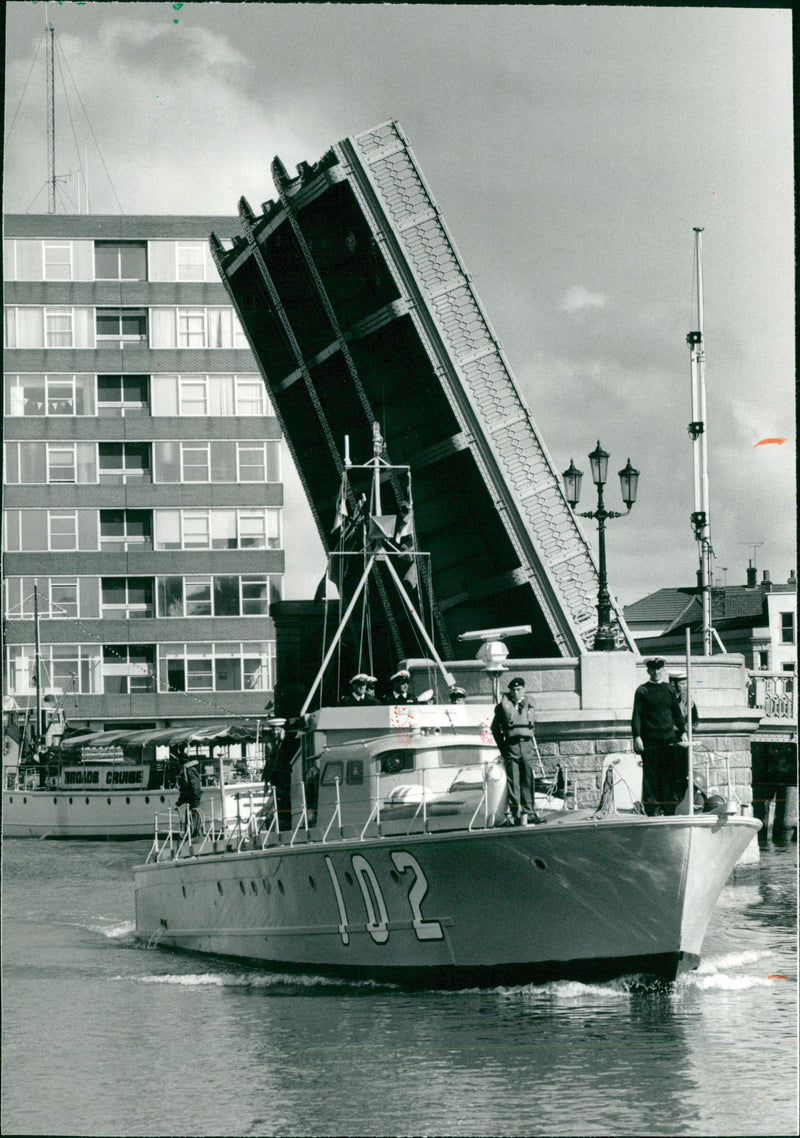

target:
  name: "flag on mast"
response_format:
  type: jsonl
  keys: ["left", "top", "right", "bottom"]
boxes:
{"left": 331, "top": 474, "right": 348, "bottom": 533}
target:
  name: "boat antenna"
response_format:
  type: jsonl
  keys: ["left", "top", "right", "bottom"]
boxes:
{"left": 687, "top": 227, "right": 714, "bottom": 655}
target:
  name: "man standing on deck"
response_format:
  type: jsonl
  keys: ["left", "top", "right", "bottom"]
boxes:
{"left": 632, "top": 658, "right": 688, "bottom": 815}
{"left": 491, "top": 677, "right": 542, "bottom": 825}
{"left": 176, "top": 753, "right": 203, "bottom": 835}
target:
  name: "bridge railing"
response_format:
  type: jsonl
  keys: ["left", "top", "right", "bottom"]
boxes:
{"left": 747, "top": 670, "right": 796, "bottom": 720}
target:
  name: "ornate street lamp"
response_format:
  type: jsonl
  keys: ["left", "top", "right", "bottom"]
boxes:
{"left": 563, "top": 442, "right": 639, "bottom": 651}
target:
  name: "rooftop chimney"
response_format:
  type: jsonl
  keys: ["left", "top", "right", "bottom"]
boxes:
{"left": 789, "top": 570, "right": 797, "bottom": 587}
{"left": 762, "top": 569, "right": 772, "bottom": 592}
{"left": 746, "top": 562, "right": 757, "bottom": 588}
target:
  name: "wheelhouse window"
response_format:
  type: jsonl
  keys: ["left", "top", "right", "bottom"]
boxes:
{"left": 97, "top": 374, "right": 149, "bottom": 416}
{"left": 94, "top": 242, "right": 147, "bottom": 281}
{"left": 98, "top": 442, "right": 151, "bottom": 484}
{"left": 95, "top": 308, "right": 148, "bottom": 348}
{"left": 99, "top": 509, "right": 152, "bottom": 551}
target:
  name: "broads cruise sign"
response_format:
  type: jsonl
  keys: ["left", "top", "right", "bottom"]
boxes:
{"left": 58, "top": 765, "right": 148, "bottom": 789}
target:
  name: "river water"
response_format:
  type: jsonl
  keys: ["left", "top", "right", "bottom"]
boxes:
{"left": 2, "top": 837, "right": 796, "bottom": 1137}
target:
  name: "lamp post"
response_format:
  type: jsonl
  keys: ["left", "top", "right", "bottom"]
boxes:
{"left": 563, "top": 443, "right": 639, "bottom": 651}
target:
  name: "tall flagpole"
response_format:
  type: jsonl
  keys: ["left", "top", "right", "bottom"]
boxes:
{"left": 687, "top": 228, "right": 713, "bottom": 655}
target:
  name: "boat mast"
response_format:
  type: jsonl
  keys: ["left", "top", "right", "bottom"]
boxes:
{"left": 46, "top": 9, "right": 56, "bottom": 214}
{"left": 687, "top": 227, "right": 713, "bottom": 656}
{"left": 33, "top": 581, "right": 44, "bottom": 746}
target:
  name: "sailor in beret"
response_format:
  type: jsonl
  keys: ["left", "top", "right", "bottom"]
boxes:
{"left": 385, "top": 669, "right": 417, "bottom": 704}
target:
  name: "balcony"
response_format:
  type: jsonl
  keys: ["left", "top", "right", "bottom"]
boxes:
{"left": 748, "top": 671, "right": 795, "bottom": 720}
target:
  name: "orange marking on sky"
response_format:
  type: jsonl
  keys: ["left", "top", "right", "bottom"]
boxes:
{"left": 753, "top": 438, "right": 787, "bottom": 448}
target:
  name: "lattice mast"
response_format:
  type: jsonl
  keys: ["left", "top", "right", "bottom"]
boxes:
{"left": 687, "top": 228, "right": 713, "bottom": 655}
{"left": 45, "top": 14, "right": 56, "bottom": 214}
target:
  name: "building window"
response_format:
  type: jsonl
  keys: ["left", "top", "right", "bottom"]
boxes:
{"left": 780, "top": 612, "right": 795, "bottom": 644}
{"left": 178, "top": 377, "right": 208, "bottom": 416}
{"left": 46, "top": 308, "right": 74, "bottom": 347}
{"left": 103, "top": 645, "right": 156, "bottom": 694}
{"left": 94, "top": 242, "right": 147, "bottom": 281}
{"left": 46, "top": 444, "right": 77, "bottom": 483}
{"left": 237, "top": 443, "right": 267, "bottom": 483}
{"left": 758, "top": 651, "right": 770, "bottom": 670}
{"left": 4, "top": 374, "right": 95, "bottom": 417}
{"left": 43, "top": 242, "right": 73, "bottom": 281}
{"left": 155, "top": 574, "right": 279, "bottom": 618}
{"left": 101, "top": 578, "right": 155, "bottom": 619}
{"left": 99, "top": 509, "right": 152, "bottom": 551}
{"left": 48, "top": 512, "right": 79, "bottom": 551}
{"left": 152, "top": 509, "right": 280, "bottom": 551}
{"left": 98, "top": 442, "right": 151, "bottom": 484}
{"left": 159, "top": 642, "right": 274, "bottom": 693}
{"left": 3, "top": 577, "right": 79, "bottom": 620}
{"left": 178, "top": 309, "right": 206, "bottom": 348}
{"left": 5, "top": 644, "right": 102, "bottom": 697}
{"left": 176, "top": 242, "right": 206, "bottom": 281}
{"left": 234, "top": 376, "right": 269, "bottom": 415}
{"left": 95, "top": 308, "right": 148, "bottom": 348}
{"left": 97, "top": 375, "right": 150, "bottom": 416}
{"left": 180, "top": 443, "right": 210, "bottom": 482}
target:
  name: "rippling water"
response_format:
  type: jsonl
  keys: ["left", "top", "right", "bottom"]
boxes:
{"left": 2, "top": 838, "right": 796, "bottom": 1137}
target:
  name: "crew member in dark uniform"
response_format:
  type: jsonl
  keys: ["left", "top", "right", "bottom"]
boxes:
{"left": 491, "top": 677, "right": 542, "bottom": 825}
{"left": 632, "top": 658, "right": 688, "bottom": 815}
{"left": 341, "top": 674, "right": 378, "bottom": 706}
{"left": 385, "top": 670, "right": 417, "bottom": 704}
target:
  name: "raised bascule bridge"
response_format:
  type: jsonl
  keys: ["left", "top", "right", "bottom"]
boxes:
{"left": 211, "top": 120, "right": 634, "bottom": 701}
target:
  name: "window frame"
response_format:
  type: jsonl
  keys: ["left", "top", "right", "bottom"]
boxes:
{"left": 43, "top": 241, "right": 73, "bottom": 281}
{"left": 94, "top": 241, "right": 148, "bottom": 282}
{"left": 95, "top": 307, "right": 148, "bottom": 349}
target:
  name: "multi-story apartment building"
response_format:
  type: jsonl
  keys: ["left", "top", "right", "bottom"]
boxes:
{"left": 2, "top": 214, "right": 283, "bottom": 734}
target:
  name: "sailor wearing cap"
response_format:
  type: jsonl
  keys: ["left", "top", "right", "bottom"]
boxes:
{"left": 385, "top": 669, "right": 417, "bottom": 704}
{"left": 632, "top": 658, "right": 688, "bottom": 815}
{"left": 449, "top": 686, "right": 467, "bottom": 704}
{"left": 341, "top": 674, "right": 379, "bottom": 706}
{"left": 491, "top": 677, "right": 541, "bottom": 825}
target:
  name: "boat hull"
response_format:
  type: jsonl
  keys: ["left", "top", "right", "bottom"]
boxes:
{"left": 134, "top": 813, "right": 758, "bottom": 986}
{"left": 3, "top": 783, "right": 265, "bottom": 840}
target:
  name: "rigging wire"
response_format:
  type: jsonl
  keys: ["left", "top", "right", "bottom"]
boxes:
{"left": 23, "top": 182, "right": 49, "bottom": 214}
{"left": 54, "top": 34, "right": 88, "bottom": 210}
{"left": 54, "top": 24, "right": 125, "bottom": 214}
{"left": 4, "top": 28, "right": 46, "bottom": 147}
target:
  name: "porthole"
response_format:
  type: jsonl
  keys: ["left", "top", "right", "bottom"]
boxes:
{"left": 344, "top": 871, "right": 354, "bottom": 886}
{"left": 239, "top": 881, "right": 246, "bottom": 894}
{"left": 107, "top": 797, "right": 112, "bottom": 805}
{"left": 217, "top": 882, "right": 224, "bottom": 895}
{"left": 181, "top": 885, "right": 187, "bottom": 898}
{"left": 262, "top": 879, "right": 271, "bottom": 894}
{"left": 277, "top": 880, "right": 285, "bottom": 895}
{"left": 308, "top": 876, "right": 316, "bottom": 890}
{"left": 53, "top": 797, "right": 58, "bottom": 804}
{"left": 145, "top": 796, "right": 150, "bottom": 804}
{"left": 250, "top": 881, "right": 257, "bottom": 895}
{"left": 85, "top": 797, "right": 90, "bottom": 805}
{"left": 125, "top": 797, "right": 131, "bottom": 805}
{"left": 160, "top": 795, "right": 166, "bottom": 803}
{"left": 534, "top": 857, "right": 547, "bottom": 871}
{"left": 69, "top": 797, "right": 74, "bottom": 805}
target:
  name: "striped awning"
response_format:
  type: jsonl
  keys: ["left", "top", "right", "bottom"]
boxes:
{"left": 60, "top": 722, "right": 263, "bottom": 750}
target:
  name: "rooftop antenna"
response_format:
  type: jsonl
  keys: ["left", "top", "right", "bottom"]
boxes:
{"left": 686, "top": 228, "right": 713, "bottom": 655}
{"left": 740, "top": 542, "right": 764, "bottom": 569}
{"left": 45, "top": 4, "right": 56, "bottom": 213}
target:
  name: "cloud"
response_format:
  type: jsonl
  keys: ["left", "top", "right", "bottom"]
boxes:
{"left": 560, "top": 285, "right": 608, "bottom": 316}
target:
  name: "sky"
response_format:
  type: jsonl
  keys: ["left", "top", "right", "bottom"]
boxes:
{"left": 4, "top": 2, "right": 795, "bottom": 607}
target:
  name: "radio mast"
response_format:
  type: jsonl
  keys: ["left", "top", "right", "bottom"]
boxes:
{"left": 687, "top": 228, "right": 713, "bottom": 655}
{"left": 46, "top": 10, "right": 56, "bottom": 213}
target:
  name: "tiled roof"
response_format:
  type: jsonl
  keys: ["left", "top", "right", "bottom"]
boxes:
{"left": 624, "top": 588, "right": 698, "bottom": 624}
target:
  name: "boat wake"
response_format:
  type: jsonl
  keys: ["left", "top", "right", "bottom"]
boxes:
{"left": 128, "top": 970, "right": 397, "bottom": 992}
{"left": 95, "top": 919, "right": 137, "bottom": 941}
{"left": 674, "top": 949, "right": 791, "bottom": 992}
